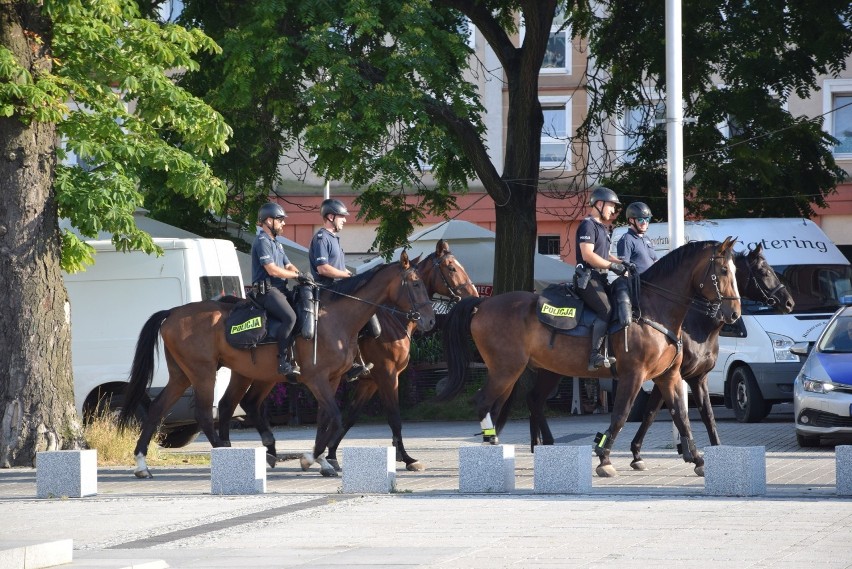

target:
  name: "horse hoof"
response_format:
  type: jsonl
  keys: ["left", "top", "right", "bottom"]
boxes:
{"left": 406, "top": 461, "right": 425, "bottom": 472}
{"left": 320, "top": 466, "right": 339, "bottom": 478}
{"left": 299, "top": 455, "right": 313, "bottom": 471}
{"left": 327, "top": 459, "right": 342, "bottom": 472}
{"left": 134, "top": 469, "right": 153, "bottom": 479}
{"left": 482, "top": 435, "right": 499, "bottom": 445}
{"left": 694, "top": 464, "right": 705, "bottom": 477}
{"left": 596, "top": 464, "right": 617, "bottom": 478}
{"left": 266, "top": 453, "right": 277, "bottom": 468}
{"left": 630, "top": 460, "right": 646, "bottom": 471}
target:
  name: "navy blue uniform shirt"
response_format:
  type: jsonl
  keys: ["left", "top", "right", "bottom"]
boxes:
{"left": 309, "top": 227, "right": 346, "bottom": 285}
{"left": 251, "top": 231, "right": 292, "bottom": 288}
{"left": 575, "top": 216, "right": 611, "bottom": 267}
{"left": 617, "top": 228, "right": 658, "bottom": 274}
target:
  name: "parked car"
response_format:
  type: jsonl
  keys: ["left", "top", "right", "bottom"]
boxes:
{"left": 792, "top": 305, "right": 852, "bottom": 447}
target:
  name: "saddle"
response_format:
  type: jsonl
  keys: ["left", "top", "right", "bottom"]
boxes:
{"left": 535, "top": 279, "right": 634, "bottom": 342}
{"left": 224, "top": 284, "right": 318, "bottom": 349}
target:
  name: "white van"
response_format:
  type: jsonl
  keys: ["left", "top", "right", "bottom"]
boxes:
{"left": 611, "top": 218, "right": 852, "bottom": 422}
{"left": 64, "top": 237, "right": 245, "bottom": 447}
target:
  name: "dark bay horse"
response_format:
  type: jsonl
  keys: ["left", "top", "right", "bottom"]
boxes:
{"left": 440, "top": 239, "right": 741, "bottom": 477}
{"left": 119, "top": 252, "right": 435, "bottom": 478}
{"left": 225, "top": 240, "right": 478, "bottom": 473}
{"left": 523, "top": 244, "right": 794, "bottom": 470}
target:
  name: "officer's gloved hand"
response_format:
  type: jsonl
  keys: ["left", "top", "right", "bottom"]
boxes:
{"left": 297, "top": 272, "right": 315, "bottom": 285}
{"left": 625, "top": 262, "right": 638, "bottom": 275}
{"left": 609, "top": 262, "right": 628, "bottom": 276}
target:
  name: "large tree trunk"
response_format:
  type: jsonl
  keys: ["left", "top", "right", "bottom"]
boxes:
{"left": 0, "top": 2, "right": 84, "bottom": 468}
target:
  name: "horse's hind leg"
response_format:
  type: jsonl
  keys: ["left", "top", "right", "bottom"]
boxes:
{"left": 629, "top": 385, "right": 665, "bottom": 471}
{"left": 528, "top": 371, "right": 560, "bottom": 453}
{"left": 217, "top": 372, "right": 252, "bottom": 445}
{"left": 132, "top": 353, "right": 190, "bottom": 478}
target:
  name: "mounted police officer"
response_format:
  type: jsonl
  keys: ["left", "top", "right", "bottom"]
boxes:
{"left": 309, "top": 198, "right": 372, "bottom": 380}
{"left": 616, "top": 201, "right": 658, "bottom": 274}
{"left": 575, "top": 186, "right": 627, "bottom": 370}
{"left": 251, "top": 202, "right": 309, "bottom": 377}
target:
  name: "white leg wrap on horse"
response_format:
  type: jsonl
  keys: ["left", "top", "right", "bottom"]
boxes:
{"left": 135, "top": 452, "right": 148, "bottom": 473}
{"left": 480, "top": 413, "right": 496, "bottom": 438}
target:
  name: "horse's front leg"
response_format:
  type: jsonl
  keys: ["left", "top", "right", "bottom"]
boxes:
{"left": 688, "top": 375, "right": 721, "bottom": 446}
{"left": 595, "top": 375, "right": 643, "bottom": 477}
{"left": 299, "top": 380, "right": 342, "bottom": 478}
{"left": 527, "top": 371, "right": 559, "bottom": 453}
{"left": 629, "top": 385, "right": 665, "bottom": 471}
{"left": 326, "top": 379, "right": 377, "bottom": 472}
{"left": 658, "top": 373, "right": 704, "bottom": 476}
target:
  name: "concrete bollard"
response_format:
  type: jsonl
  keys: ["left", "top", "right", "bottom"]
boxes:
{"left": 704, "top": 445, "right": 766, "bottom": 496}
{"left": 36, "top": 450, "right": 98, "bottom": 498}
{"left": 342, "top": 447, "right": 396, "bottom": 493}
{"left": 533, "top": 445, "right": 592, "bottom": 494}
{"left": 836, "top": 445, "right": 852, "bottom": 496}
{"left": 211, "top": 447, "right": 266, "bottom": 495}
{"left": 458, "top": 445, "right": 515, "bottom": 493}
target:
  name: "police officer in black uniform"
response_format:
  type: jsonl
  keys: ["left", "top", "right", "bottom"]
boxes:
{"left": 309, "top": 198, "right": 372, "bottom": 380}
{"left": 575, "top": 187, "right": 627, "bottom": 370}
{"left": 251, "top": 202, "right": 309, "bottom": 377}
{"left": 616, "top": 202, "right": 658, "bottom": 274}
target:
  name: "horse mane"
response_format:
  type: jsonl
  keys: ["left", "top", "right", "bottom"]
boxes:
{"left": 325, "top": 261, "right": 401, "bottom": 299}
{"left": 640, "top": 240, "right": 721, "bottom": 283}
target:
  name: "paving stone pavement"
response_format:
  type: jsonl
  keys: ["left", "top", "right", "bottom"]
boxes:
{"left": 2, "top": 406, "right": 851, "bottom": 569}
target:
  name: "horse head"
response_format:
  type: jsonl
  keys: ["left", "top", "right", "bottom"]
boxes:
{"left": 735, "top": 243, "right": 795, "bottom": 314}
{"left": 396, "top": 250, "right": 437, "bottom": 332}
{"left": 417, "top": 239, "right": 479, "bottom": 301}
{"left": 698, "top": 236, "right": 741, "bottom": 324}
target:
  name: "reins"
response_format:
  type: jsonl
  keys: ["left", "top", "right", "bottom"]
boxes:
{"left": 319, "top": 265, "right": 428, "bottom": 322}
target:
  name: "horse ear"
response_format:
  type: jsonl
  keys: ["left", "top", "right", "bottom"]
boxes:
{"left": 411, "top": 253, "right": 423, "bottom": 265}
{"left": 400, "top": 250, "right": 410, "bottom": 269}
{"left": 719, "top": 236, "right": 735, "bottom": 255}
{"left": 436, "top": 239, "right": 449, "bottom": 256}
{"left": 752, "top": 242, "right": 763, "bottom": 256}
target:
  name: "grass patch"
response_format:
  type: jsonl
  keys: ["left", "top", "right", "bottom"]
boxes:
{"left": 83, "top": 412, "right": 209, "bottom": 467}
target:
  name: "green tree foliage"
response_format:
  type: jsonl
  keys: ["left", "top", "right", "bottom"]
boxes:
{"left": 577, "top": 0, "right": 852, "bottom": 218}
{"left": 1, "top": 0, "right": 231, "bottom": 272}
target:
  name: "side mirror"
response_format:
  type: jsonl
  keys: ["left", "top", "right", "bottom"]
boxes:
{"left": 790, "top": 342, "right": 811, "bottom": 357}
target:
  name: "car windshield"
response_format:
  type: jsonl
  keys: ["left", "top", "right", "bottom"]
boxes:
{"left": 818, "top": 315, "right": 852, "bottom": 353}
{"left": 763, "top": 264, "right": 852, "bottom": 315}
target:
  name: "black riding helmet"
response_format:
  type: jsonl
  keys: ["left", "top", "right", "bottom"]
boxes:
{"left": 257, "top": 202, "right": 286, "bottom": 223}
{"left": 625, "top": 201, "right": 652, "bottom": 220}
{"left": 588, "top": 186, "right": 621, "bottom": 207}
{"left": 320, "top": 198, "right": 349, "bottom": 219}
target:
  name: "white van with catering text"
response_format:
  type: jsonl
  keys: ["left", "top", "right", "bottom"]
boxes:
{"left": 64, "top": 237, "right": 245, "bottom": 447}
{"left": 611, "top": 218, "right": 852, "bottom": 422}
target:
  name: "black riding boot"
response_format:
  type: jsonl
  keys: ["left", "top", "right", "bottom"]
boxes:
{"left": 345, "top": 348, "right": 373, "bottom": 382}
{"left": 278, "top": 346, "right": 300, "bottom": 378}
{"left": 588, "top": 318, "right": 615, "bottom": 371}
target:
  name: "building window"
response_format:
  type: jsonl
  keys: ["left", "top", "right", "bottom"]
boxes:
{"left": 823, "top": 79, "right": 852, "bottom": 158}
{"left": 519, "top": 9, "right": 571, "bottom": 75}
{"left": 617, "top": 100, "right": 665, "bottom": 162}
{"left": 538, "top": 235, "right": 561, "bottom": 257}
{"left": 540, "top": 96, "right": 572, "bottom": 168}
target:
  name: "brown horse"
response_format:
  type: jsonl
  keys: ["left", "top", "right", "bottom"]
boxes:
{"left": 522, "top": 244, "right": 794, "bottom": 469}
{"left": 119, "top": 252, "right": 435, "bottom": 478}
{"left": 440, "top": 239, "right": 741, "bottom": 477}
{"left": 223, "top": 239, "right": 478, "bottom": 473}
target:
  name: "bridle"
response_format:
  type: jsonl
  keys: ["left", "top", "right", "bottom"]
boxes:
{"left": 428, "top": 253, "right": 474, "bottom": 303}
{"left": 695, "top": 250, "right": 741, "bottom": 319}
{"left": 740, "top": 258, "right": 787, "bottom": 307}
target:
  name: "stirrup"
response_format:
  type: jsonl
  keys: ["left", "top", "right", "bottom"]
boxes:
{"left": 278, "top": 360, "right": 299, "bottom": 377}
{"left": 588, "top": 353, "right": 611, "bottom": 371}
{"left": 345, "top": 362, "right": 373, "bottom": 382}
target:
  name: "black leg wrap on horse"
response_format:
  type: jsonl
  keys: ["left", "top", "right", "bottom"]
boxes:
{"left": 261, "top": 432, "right": 275, "bottom": 447}
{"left": 680, "top": 436, "right": 697, "bottom": 462}
{"left": 594, "top": 430, "right": 614, "bottom": 458}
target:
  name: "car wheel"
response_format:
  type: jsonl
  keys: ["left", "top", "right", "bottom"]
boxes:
{"left": 731, "top": 366, "right": 766, "bottom": 423}
{"left": 82, "top": 386, "right": 146, "bottom": 426}
{"left": 796, "top": 432, "right": 820, "bottom": 448}
{"left": 158, "top": 424, "right": 201, "bottom": 448}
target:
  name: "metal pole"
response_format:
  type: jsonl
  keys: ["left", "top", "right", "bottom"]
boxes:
{"left": 324, "top": 180, "right": 330, "bottom": 200}
{"left": 666, "top": 0, "right": 687, "bottom": 446}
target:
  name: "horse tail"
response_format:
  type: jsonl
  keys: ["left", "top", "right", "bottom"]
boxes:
{"left": 437, "top": 296, "right": 484, "bottom": 402}
{"left": 119, "top": 309, "right": 171, "bottom": 427}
